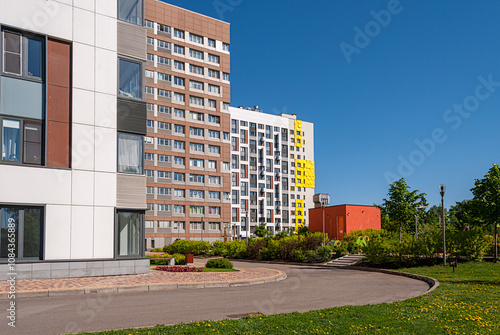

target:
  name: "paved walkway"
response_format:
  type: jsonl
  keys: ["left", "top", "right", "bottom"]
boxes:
{"left": 0, "top": 260, "right": 285, "bottom": 298}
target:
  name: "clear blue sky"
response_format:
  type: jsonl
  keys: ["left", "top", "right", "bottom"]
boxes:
{"left": 164, "top": 0, "right": 500, "bottom": 208}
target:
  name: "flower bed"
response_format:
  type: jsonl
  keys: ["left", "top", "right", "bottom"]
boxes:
{"left": 155, "top": 266, "right": 202, "bottom": 272}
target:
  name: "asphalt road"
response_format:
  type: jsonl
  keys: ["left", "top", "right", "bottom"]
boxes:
{"left": 2, "top": 262, "right": 430, "bottom": 335}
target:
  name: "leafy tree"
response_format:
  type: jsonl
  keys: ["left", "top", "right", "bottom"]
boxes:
{"left": 448, "top": 200, "right": 475, "bottom": 231}
{"left": 254, "top": 223, "right": 267, "bottom": 238}
{"left": 381, "top": 178, "right": 428, "bottom": 241}
{"left": 470, "top": 164, "right": 500, "bottom": 262}
{"left": 297, "top": 225, "right": 309, "bottom": 235}
{"left": 421, "top": 205, "right": 449, "bottom": 231}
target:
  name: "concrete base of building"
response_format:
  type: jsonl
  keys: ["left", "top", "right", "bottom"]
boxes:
{"left": 0, "top": 259, "right": 150, "bottom": 280}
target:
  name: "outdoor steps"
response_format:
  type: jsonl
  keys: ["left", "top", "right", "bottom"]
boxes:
{"left": 325, "top": 254, "right": 365, "bottom": 267}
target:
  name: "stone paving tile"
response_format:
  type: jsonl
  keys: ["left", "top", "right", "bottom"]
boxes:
{"left": 0, "top": 267, "right": 282, "bottom": 294}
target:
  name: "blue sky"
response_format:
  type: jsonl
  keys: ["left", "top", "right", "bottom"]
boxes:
{"left": 164, "top": 0, "right": 500, "bottom": 208}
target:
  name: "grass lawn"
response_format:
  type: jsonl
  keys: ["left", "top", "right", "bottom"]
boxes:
{"left": 78, "top": 262, "right": 499, "bottom": 335}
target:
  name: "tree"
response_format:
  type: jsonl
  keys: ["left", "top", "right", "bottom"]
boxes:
{"left": 421, "top": 205, "right": 449, "bottom": 231}
{"left": 470, "top": 164, "right": 500, "bottom": 263}
{"left": 254, "top": 223, "right": 267, "bottom": 238}
{"left": 381, "top": 178, "right": 428, "bottom": 241}
{"left": 448, "top": 200, "right": 474, "bottom": 231}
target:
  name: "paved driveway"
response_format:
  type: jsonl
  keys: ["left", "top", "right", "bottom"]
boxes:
{"left": 2, "top": 262, "right": 430, "bottom": 335}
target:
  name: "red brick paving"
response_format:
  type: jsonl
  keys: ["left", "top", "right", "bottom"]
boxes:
{"left": 0, "top": 266, "right": 283, "bottom": 294}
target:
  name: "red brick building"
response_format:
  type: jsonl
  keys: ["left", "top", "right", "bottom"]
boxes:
{"left": 308, "top": 205, "right": 381, "bottom": 240}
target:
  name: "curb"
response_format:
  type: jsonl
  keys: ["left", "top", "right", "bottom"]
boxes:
{"left": 1, "top": 271, "right": 287, "bottom": 300}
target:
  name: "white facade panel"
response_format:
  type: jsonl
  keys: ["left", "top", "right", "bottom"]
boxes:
{"left": 71, "top": 170, "right": 95, "bottom": 206}
{"left": 73, "top": 0, "right": 95, "bottom": 12}
{"left": 93, "top": 206, "right": 115, "bottom": 258}
{"left": 95, "top": 13, "right": 118, "bottom": 51}
{"left": 94, "top": 172, "right": 117, "bottom": 206}
{"left": 72, "top": 123, "right": 96, "bottom": 171}
{"left": 94, "top": 126, "right": 118, "bottom": 173}
{"left": 73, "top": 88, "right": 95, "bottom": 126}
{"left": 73, "top": 42, "right": 95, "bottom": 91}
{"left": 96, "top": 0, "right": 118, "bottom": 19}
{"left": 70, "top": 206, "right": 95, "bottom": 259}
{"left": 44, "top": 205, "right": 72, "bottom": 260}
{"left": 95, "top": 92, "right": 118, "bottom": 129}
{"left": 73, "top": 7, "right": 95, "bottom": 45}
{"left": 95, "top": 48, "right": 118, "bottom": 95}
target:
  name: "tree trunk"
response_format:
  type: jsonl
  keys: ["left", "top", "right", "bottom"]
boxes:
{"left": 399, "top": 222, "right": 401, "bottom": 242}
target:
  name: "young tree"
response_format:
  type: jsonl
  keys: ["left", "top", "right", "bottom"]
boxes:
{"left": 254, "top": 223, "right": 267, "bottom": 238}
{"left": 448, "top": 200, "right": 474, "bottom": 231}
{"left": 382, "top": 178, "right": 428, "bottom": 241}
{"left": 470, "top": 164, "right": 500, "bottom": 263}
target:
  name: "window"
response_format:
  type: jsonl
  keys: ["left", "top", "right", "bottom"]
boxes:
{"left": 190, "top": 158, "right": 204, "bottom": 167}
{"left": 189, "top": 174, "right": 204, "bottom": 183}
{"left": 208, "top": 145, "right": 220, "bottom": 154}
{"left": 174, "top": 93, "right": 185, "bottom": 102}
{"left": 174, "top": 172, "right": 185, "bottom": 181}
{"left": 173, "top": 45, "right": 184, "bottom": 55}
{"left": 223, "top": 132, "right": 230, "bottom": 140}
{"left": 146, "top": 103, "right": 154, "bottom": 111}
{"left": 147, "top": 53, "right": 154, "bottom": 62}
{"left": 147, "top": 37, "right": 154, "bottom": 46}
{"left": 145, "top": 86, "right": 154, "bottom": 95}
{"left": 158, "top": 72, "right": 170, "bottom": 81}
{"left": 174, "top": 205, "right": 185, "bottom": 214}
{"left": 174, "top": 124, "right": 184, "bottom": 134}
{"left": 157, "top": 121, "right": 169, "bottom": 129}
{"left": 189, "top": 64, "right": 204, "bottom": 75}
{"left": 222, "top": 162, "right": 230, "bottom": 171}
{"left": 208, "top": 69, "right": 220, "bottom": 79}
{"left": 208, "top": 160, "right": 217, "bottom": 169}
{"left": 157, "top": 40, "right": 170, "bottom": 49}
{"left": 158, "top": 24, "right": 170, "bottom": 33}
{"left": 174, "top": 140, "right": 185, "bottom": 149}
{"left": 144, "top": 152, "right": 153, "bottom": 160}
{"left": 145, "top": 169, "right": 154, "bottom": 177}
{"left": 157, "top": 204, "right": 171, "bottom": 211}
{"left": 189, "top": 112, "right": 204, "bottom": 121}
{"left": 174, "top": 29, "right": 185, "bottom": 39}
{"left": 116, "top": 211, "right": 143, "bottom": 257}
{"left": 208, "top": 84, "right": 220, "bottom": 94}
{"left": 190, "top": 96, "right": 204, "bottom": 106}
{"left": 190, "top": 206, "right": 204, "bottom": 215}
{"left": 208, "top": 176, "right": 220, "bottom": 184}
{"left": 208, "top": 115, "right": 220, "bottom": 124}
{"left": 158, "top": 56, "right": 171, "bottom": 65}
{"left": 0, "top": 206, "right": 43, "bottom": 259}
{"left": 174, "top": 189, "right": 185, "bottom": 198}
{"left": 144, "top": 136, "right": 154, "bottom": 144}
{"left": 145, "top": 220, "right": 153, "bottom": 228}
{"left": 119, "top": 59, "right": 142, "bottom": 99}
{"left": 190, "top": 142, "right": 204, "bottom": 152}
{"left": 174, "top": 156, "right": 185, "bottom": 165}
{"left": 2, "top": 119, "right": 41, "bottom": 165}
{"left": 223, "top": 73, "right": 230, "bottom": 81}
{"left": 208, "top": 207, "right": 220, "bottom": 215}
{"left": 144, "top": 69, "right": 154, "bottom": 78}
{"left": 208, "top": 39, "right": 216, "bottom": 47}
{"left": 208, "top": 130, "right": 220, "bottom": 139}
{"left": 173, "top": 108, "right": 185, "bottom": 118}
{"left": 173, "top": 77, "right": 185, "bottom": 86}
{"left": 190, "top": 80, "right": 204, "bottom": 90}
{"left": 189, "top": 33, "right": 204, "bottom": 44}
{"left": 223, "top": 43, "right": 230, "bottom": 51}
{"left": 209, "top": 191, "right": 220, "bottom": 199}
{"left": 118, "top": 133, "right": 143, "bottom": 174}
{"left": 190, "top": 127, "right": 204, "bottom": 136}
{"left": 118, "top": 0, "right": 143, "bottom": 25}
{"left": 208, "top": 100, "right": 216, "bottom": 108}
{"left": 158, "top": 154, "right": 170, "bottom": 162}
{"left": 190, "top": 190, "right": 204, "bottom": 199}
{"left": 223, "top": 103, "right": 229, "bottom": 111}
{"left": 158, "top": 89, "right": 171, "bottom": 98}
{"left": 174, "top": 61, "right": 184, "bottom": 70}
{"left": 189, "top": 49, "right": 204, "bottom": 60}
{"left": 158, "top": 221, "right": 171, "bottom": 228}
{"left": 157, "top": 171, "right": 171, "bottom": 178}
{"left": 208, "top": 54, "right": 220, "bottom": 63}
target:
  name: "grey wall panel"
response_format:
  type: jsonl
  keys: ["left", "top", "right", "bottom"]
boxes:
{"left": 117, "top": 98, "right": 146, "bottom": 135}
{"left": 117, "top": 21, "right": 147, "bottom": 61}
{"left": 117, "top": 174, "right": 147, "bottom": 209}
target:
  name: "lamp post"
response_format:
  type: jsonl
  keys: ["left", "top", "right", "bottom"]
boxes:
{"left": 246, "top": 211, "right": 249, "bottom": 247}
{"left": 414, "top": 205, "right": 428, "bottom": 241}
{"left": 201, "top": 217, "right": 204, "bottom": 242}
{"left": 439, "top": 184, "right": 446, "bottom": 265}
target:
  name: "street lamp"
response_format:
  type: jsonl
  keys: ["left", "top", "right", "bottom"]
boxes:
{"left": 245, "top": 211, "right": 249, "bottom": 247}
{"left": 313, "top": 194, "right": 330, "bottom": 246}
{"left": 439, "top": 184, "right": 446, "bottom": 265}
{"left": 414, "top": 205, "right": 428, "bottom": 241}
{"left": 201, "top": 217, "right": 204, "bottom": 242}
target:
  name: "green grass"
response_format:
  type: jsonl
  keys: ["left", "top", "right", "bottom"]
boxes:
{"left": 78, "top": 262, "right": 499, "bottom": 335}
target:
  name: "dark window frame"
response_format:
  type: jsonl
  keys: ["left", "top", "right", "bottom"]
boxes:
{"left": 114, "top": 209, "right": 145, "bottom": 259}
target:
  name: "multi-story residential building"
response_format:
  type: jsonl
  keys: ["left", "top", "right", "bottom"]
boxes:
{"left": 229, "top": 106, "right": 315, "bottom": 237}
{"left": 0, "top": 0, "right": 149, "bottom": 279}
{"left": 143, "top": 0, "right": 232, "bottom": 249}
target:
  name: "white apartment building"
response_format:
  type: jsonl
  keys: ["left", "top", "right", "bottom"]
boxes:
{"left": 229, "top": 106, "right": 315, "bottom": 237}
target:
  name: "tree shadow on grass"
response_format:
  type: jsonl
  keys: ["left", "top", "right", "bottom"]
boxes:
{"left": 442, "top": 279, "right": 500, "bottom": 286}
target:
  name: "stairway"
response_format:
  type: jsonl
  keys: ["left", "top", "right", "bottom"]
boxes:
{"left": 325, "top": 254, "right": 365, "bottom": 267}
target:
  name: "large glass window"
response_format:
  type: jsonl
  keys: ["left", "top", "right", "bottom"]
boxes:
{"left": 118, "top": 133, "right": 143, "bottom": 174}
{"left": 116, "top": 211, "right": 143, "bottom": 257}
{"left": 118, "top": 59, "right": 142, "bottom": 99}
{"left": 23, "top": 121, "right": 42, "bottom": 165}
{"left": 118, "top": 0, "right": 143, "bottom": 25}
{"left": 1, "top": 206, "right": 43, "bottom": 259}
{"left": 2, "top": 119, "right": 20, "bottom": 162}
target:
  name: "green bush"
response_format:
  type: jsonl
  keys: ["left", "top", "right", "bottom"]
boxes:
{"left": 226, "top": 240, "right": 247, "bottom": 259}
{"left": 293, "top": 249, "right": 306, "bottom": 262}
{"left": 205, "top": 258, "right": 233, "bottom": 269}
{"left": 247, "top": 239, "right": 265, "bottom": 259}
{"left": 163, "top": 240, "right": 210, "bottom": 255}
{"left": 279, "top": 235, "right": 301, "bottom": 261}
{"left": 302, "top": 233, "right": 323, "bottom": 251}
{"left": 211, "top": 241, "right": 228, "bottom": 257}
{"left": 306, "top": 250, "right": 318, "bottom": 262}
{"left": 347, "top": 240, "right": 359, "bottom": 254}
{"left": 317, "top": 245, "right": 333, "bottom": 262}
{"left": 363, "top": 230, "right": 397, "bottom": 265}
{"left": 172, "top": 253, "right": 186, "bottom": 265}
{"left": 448, "top": 229, "right": 493, "bottom": 261}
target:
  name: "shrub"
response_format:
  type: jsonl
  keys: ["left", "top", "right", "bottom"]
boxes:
{"left": 317, "top": 245, "right": 333, "bottom": 262}
{"left": 306, "top": 250, "right": 318, "bottom": 262}
{"left": 211, "top": 241, "right": 228, "bottom": 257}
{"left": 172, "top": 253, "right": 186, "bottom": 265}
{"left": 247, "top": 239, "right": 265, "bottom": 259}
{"left": 363, "top": 230, "right": 397, "bottom": 265}
{"left": 279, "top": 235, "right": 301, "bottom": 261}
{"left": 155, "top": 266, "right": 202, "bottom": 272}
{"left": 448, "top": 229, "right": 493, "bottom": 261}
{"left": 150, "top": 248, "right": 164, "bottom": 252}
{"left": 347, "top": 240, "right": 359, "bottom": 254}
{"left": 163, "top": 240, "right": 210, "bottom": 255}
{"left": 226, "top": 240, "right": 247, "bottom": 259}
{"left": 302, "top": 233, "right": 323, "bottom": 251}
{"left": 206, "top": 258, "right": 234, "bottom": 269}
